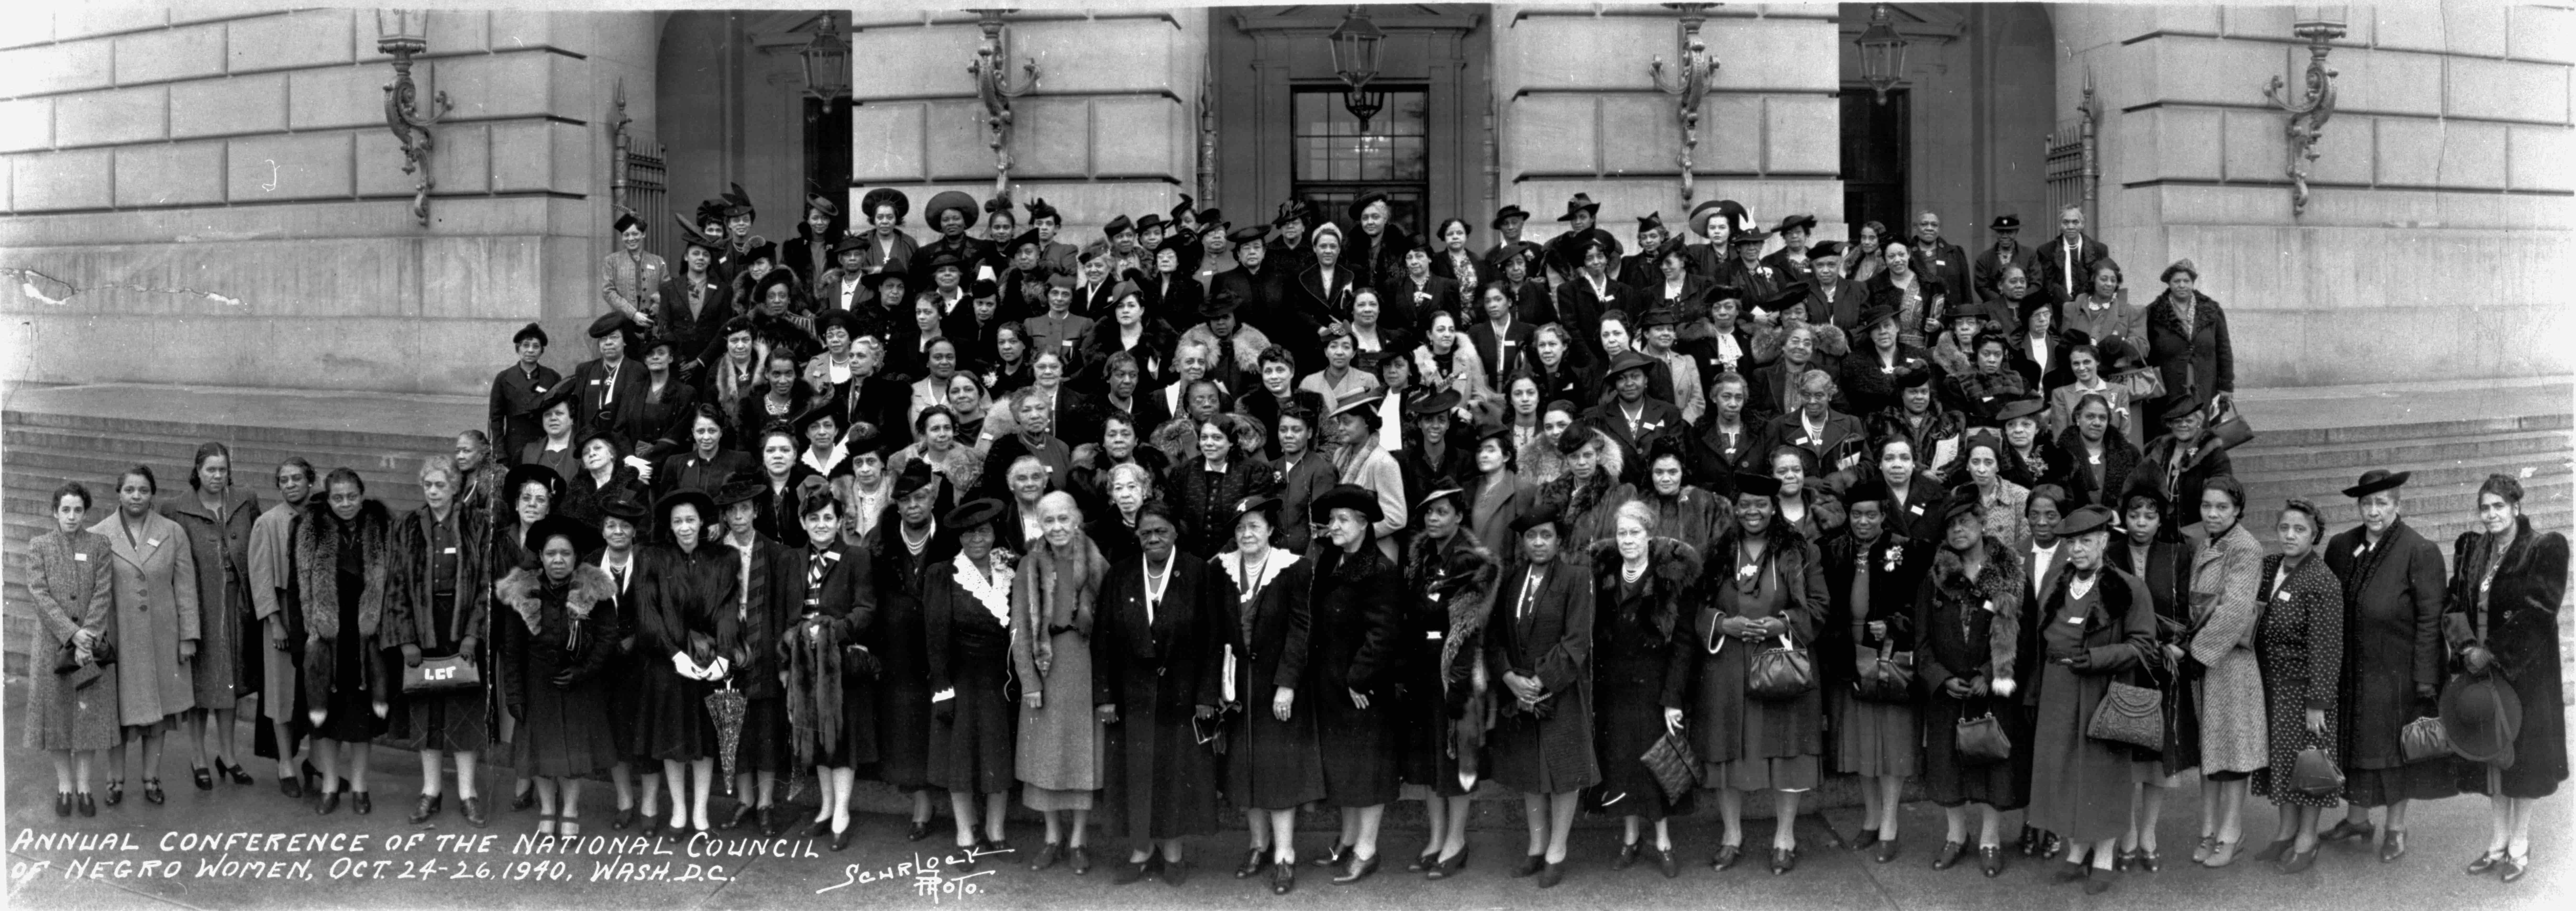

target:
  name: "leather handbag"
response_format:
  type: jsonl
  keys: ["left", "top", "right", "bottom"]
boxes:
{"left": 1641, "top": 727, "right": 1702, "bottom": 803}
{"left": 1851, "top": 645, "right": 1917, "bottom": 704}
{"left": 2289, "top": 746, "right": 2345, "bottom": 798}
{"left": 2086, "top": 679, "right": 2165, "bottom": 749}
{"left": 1746, "top": 631, "right": 1816, "bottom": 701}
{"left": 2208, "top": 393, "right": 2256, "bottom": 451}
{"left": 402, "top": 654, "right": 482, "bottom": 695}
{"left": 1955, "top": 710, "right": 2012, "bottom": 765}
{"left": 2400, "top": 714, "right": 2452, "bottom": 764}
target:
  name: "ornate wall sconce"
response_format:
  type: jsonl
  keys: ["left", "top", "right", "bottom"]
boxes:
{"left": 2264, "top": 11, "right": 2344, "bottom": 217}
{"left": 799, "top": 13, "right": 852, "bottom": 101}
{"left": 968, "top": 9, "right": 1041, "bottom": 199}
{"left": 1855, "top": 3, "right": 1910, "bottom": 105}
{"left": 1648, "top": 3, "right": 1721, "bottom": 201}
{"left": 376, "top": 9, "right": 450, "bottom": 227}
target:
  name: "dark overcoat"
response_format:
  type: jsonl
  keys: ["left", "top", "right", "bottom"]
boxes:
{"left": 1307, "top": 539, "right": 1406, "bottom": 807}
{"left": 1093, "top": 552, "right": 1228, "bottom": 839}
{"left": 2323, "top": 520, "right": 2448, "bottom": 774}
{"left": 2446, "top": 519, "right": 2568, "bottom": 798}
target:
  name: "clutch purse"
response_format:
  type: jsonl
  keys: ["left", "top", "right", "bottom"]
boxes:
{"left": 2086, "top": 680, "right": 2165, "bottom": 749}
{"left": 1746, "top": 631, "right": 1816, "bottom": 701}
{"left": 1851, "top": 646, "right": 1917, "bottom": 704}
{"left": 2290, "top": 746, "right": 2345, "bottom": 798}
{"left": 402, "top": 654, "right": 483, "bottom": 694}
{"left": 2400, "top": 715, "right": 2452, "bottom": 764}
{"left": 1640, "top": 727, "right": 1702, "bottom": 803}
{"left": 1955, "top": 711, "right": 2013, "bottom": 765}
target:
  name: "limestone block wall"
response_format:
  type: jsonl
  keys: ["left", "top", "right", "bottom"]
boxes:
{"left": 1494, "top": 4, "right": 1845, "bottom": 253}
{"left": 0, "top": 9, "right": 659, "bottom": 395}
{"left": 2057, "top": 2, "right": 2574, "bottom": 387}
{"left": 848, "top": 8, "right": 1207, "bottom": 246}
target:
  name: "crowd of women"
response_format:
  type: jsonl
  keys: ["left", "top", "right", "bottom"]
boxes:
{"left": 19, "top": 187, "right": 2563, "bottom": 897}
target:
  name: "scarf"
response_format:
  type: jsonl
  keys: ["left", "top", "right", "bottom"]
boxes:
{"left": 952, "top": 552, "right": 1014, "bottom": 625}
{"left": 1018, "top": 535, "right": 1108, "bottom": 634}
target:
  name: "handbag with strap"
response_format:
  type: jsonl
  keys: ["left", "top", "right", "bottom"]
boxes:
{"left": 2400, "top": 714, "right": 2452, "bottom": 764}
{"left": 2289, "top": 746, "right": 2345, "bottom": 797}
{"left": 1746, "top": 630, "right": 1816, "bottom": 701}
{"left": 2208, "top": 393, "right": 2256, "bottom": 450}
{"left": 1851, "top": 644, "right": 1917, "bottom": 704}
{"left": 1641, "top": 726, "right": 1702, "bottom": 803}
{"left": 402, "top": 654, "right": 482, "bottom": 695}
{"left": 1955, "top": 708, "right": 2012, "bottom": 765}
{"left": 2087, "top": 679, "right": 2166, "bottom": 749}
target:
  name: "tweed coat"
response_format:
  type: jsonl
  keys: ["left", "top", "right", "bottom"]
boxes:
{"left": 167, "top": 488, "right": 261, "bottom": 709}
{"left": 2188, "top": 521, "right": 2269, "bottom": 774}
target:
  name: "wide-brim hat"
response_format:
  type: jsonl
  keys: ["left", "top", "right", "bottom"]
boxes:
{"left": 924, "top": 190, "right": 980, "bottom": 230}
{"left": 1135, "top": 213, "right": 1168, "bottom": 233}
{"left": 860, "top": 188, "right": 910, "bottom": 222}
{"left": 595, "top": 488, "right": 648, "bottom": 523}
{"left": 523, "top": 515, "right": 604, "bottom": 557}
{"left": 2341, "top": 469, "right": 2412, "bottom": 500}
{"left": 1273, "top": 198, "right": 1313, "bottom": 227}
{"left": 830, "top": 234, "right": 867, "bottom": 256}
{"left": 532, "top": 380, "right": 578, "bottom": 418}
{"left": 1730, "top": 227, "right": 1772, "bottom": 247}
{"left": 806, "top": 194, "right": 840, "bottom": 218}
{"left": 1226, "top": 224, "right": 1272, "bottom": 246}
{"left": 1557, "top": 193, "right": 1601, "bottom": 222}
{"left": 1994, "top": 396, "right": 2049, "bottom": 425}
{"left": 1941, "top": 493, "right": 1985, "bottom": 526}
{"left": 791, "top": 402, "right": 843, "bottom": 440}
{"left": 1414, "top": 485, "right": 1468, "bottom": 514}
{"left": 1007, "top": 228, "right": 1044, "bottom": 254}
{"left": 711, "top": 475, "right": 766, "bottom": 508}
{"left": 674, "top": 216, "right": 726, "bottom": 251}
{"left": 812, "top": 308, "right": 857, "bottom": 339}
{"left": 504, "top": 463, "right": 565, "bottom": 503}
{"left": 1773, "top": 213, "right": 1818, "bottom": 234}
{"left": 862, "top": 268, "right": 908, "bottom": 290}
{"left": 1201, "top": 290, "right": 1243, "bottom": 319}
{"left": 922, "top": 249, "right": 972, "bottom": 275}
{"left": 1751, "top": 282, "right": 1812, "bottom": 316}
{"left": 1407, "top": 388, "right": 1463, "bottom": 416}
{"left": 1853, "top": 302, "right": 1901, "bottom": 332}
{"left": 1327, "top": 390, "right": 1385, "bottom": 426}
{"left": 721, "top": 182, "right": 756, "bottom": 220}
{"left": 653, "top": 488, "right": 719, "bottom": 529}
{"left": 1491, "top": 204, "right": 1531, "bottom": 230}
{"left": 588, "top": 311, "right": 636, "bottom": 340}
{"left": 1689, "top": 198, "right": 1745, "bottom": 238}
{"left": 2158, "top": 394, "right": 2207, "bottom": 422}
{"left": 1490, "top": 240, "right": 1541, "bottom": 269}
{"left": 1604, "top": 349, "right": 1659, "bottom": 378}
{"left": 944, "top": 498, "right": 1004, "bottom": 534}
{"left": 2442, "top": 673, "right": 2524, "bottom": 768}
{"left": 2055, "top": 504, "right": 2117, "bottom": 538}
{"left": 1640, "top": 303, "right": 1685, "bottom": 327}
{"left": 1311, "top": 483, "right": 1384, "bottom": 525}
{"left": 1509, "top": 511, "right": 1561, "bottom": 535}
{"left": 1806, "top": 240, "right": 1846, "bottom": 261}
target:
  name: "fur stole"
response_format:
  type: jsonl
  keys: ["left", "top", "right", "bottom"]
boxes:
{"left": 1588, "top": 536, "right": 1704, "bottom": 644}
{"left": 1410, "top": 533, "right": 1501, "bottom": 693}
{"left": 1931, "top": 535, "right": 2025, "bottom": 695}
{"left": 295, "top": 498, "right": 392, "bottom": 641}
{"left": 493, "top": 564, "right": 615, "bottom": 637}
{"left": 1748, "top": 320, "right": 1850, "bottom": 364}
{"left": 1016, "top": 534, "right": 1109, "bottom": 635}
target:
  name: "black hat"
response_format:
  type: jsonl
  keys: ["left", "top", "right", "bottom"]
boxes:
{"left": 806, "top": 194, "right": 840, "bottom": 218}
{"left": 613, "top": 212, "right": 643, "bottom": 234}
{"left": 862, "top": 268, "right": 909, "bottom": 291}
{"left": 2055, "top": 504, "right": 2118, "bottom": 538}
{"left": 1701, "top": 283, "right": 1748, "bottom": 308}
{"left": 1008, "top": 228, "right": 1044, "bottom": 254}
{"left": 524, "top": 515, "right": 603, "bottom": 557}
{"left": 1806, "top": 241, "right": 1846, "bottom": 261}
{"left": 1200, "top": 290, "right": 1244, "bottom": 319}
{"left": 653, "top": 488, "right": 718, "bottom": 529}
{"left": 1414, "top": 485, "right": 1468, "bottom": 514}
{"left": 1491, "top": 204, "right": 1531, "bottom": 230}
{"left": 577, "top": 426, "right": 628, "bottom": 459}
{"left": 636, "top": 328, "right": 682, "bottom": 357}
{"left": 1730, "top": 227, "right": 1771, "bottom": 246}
{"left": 1751, "top": 282, "right": 1812, "bottom": 316}
{"left": 1636, "top": 211, "right": 1666, "bottom": 234}
{"left": 1555, "top": 422, "right": 1595, "bottom": 455}
{"left": 721, "top": 182, "right": 756, "bottom": 220}
{"left": 587, "top": 311, "right": 636, "bottom": 340}
{"left": 1227, "top": 224, "right": 1272, "bottom": 246}
{"left": 1348, "top": 191, "right": 1391, "bottom": 221}
{"left": 675, "top": 216, "right": 726, "bottom": 250}
{"left": 812, "top": 308, "right": 857, "bottom": 339}
{"left": 924, "top": 190, "right": 979, "bottom": 230}
{"left": 791, "top": 402, "right": 843, "bottom": 441}
{"left": 1773, "top": 213, "right": 1818, "bottom": 234}
{"left": 891, "top": 459, "right": 938, "bottom": 500}
{"left": 945, "top": 497, "right": 1007, "bottom": 533}
{"left": 2442, "top": 672, "right": 2524, "bottom": 768}
{"left": 596, "top": 489, "right": 648, "bottom": 524}
{"left": 711, "top": 475, "right": 765, "bottom": 508}
{"left": 1407, "top": 389, "right": 1463, "bottom": 416}
{"left": 1024, "top": 197, "right": 1061, "bottom": 224}
{"left": 970, "top": 278, "right": 1000, "bottom": 300}
{"left": 860, "top": 188, "right": 911, "bottom": 221}
{"left": 1472, "top": 420, "right": 1515, "bottom": 447}
{"left": 1491, "top": 239, "right": 1541, "bottom": 269}
{"left": 1310, "top": 483, "right": 1384, "bottom": 525}
{"left": 504, "top": 463, "right": 565, "bottom": 504}
{"left": 831, "top": 234, "right": 868, "bottom": 256}
{"left": 1893, "top": 363, "right": 1936, "bottom": 389}
{"left": 532, "top": 379, "right": 578, "bottom": 418}
{"left": 2158, "top": 394, "right": 2207, "bottom": 422}
{"left": 1509, "top": 511, "right": 1561, "bottom": 535}
{"left": 1556, "top": 193, "right": 1601, "bottom": 222}
{"left": 1689, "top": 198, "right": 1748, "bottom": 239}
{"left": 2340, "top": 469, "right": 2412, "bottom": 500}
{"left": 922, "top": 249, "right": 972, "bottom": 275}
{"left": 1273, "top": 198, "right": 1312, "bottom": 227}
{"left": 1354, "top": 349, "right": 1400, "bottom": 375}
{"left": 1854, "top": 303, "right": 1901, "bottom": 333}
{"left": 1169, "top": 194, "right": 1198, "bottom": 223}
{"left": 750, "top": 269, "right": 796, "bottom": 303}
{"left": 1604, "top": 349, "right": 1659, "bottom": 378}
{"left": 1227, "top": 495, "right": 1283, "bottom": 532}
{"left": 742, "top": 240, "right": 780, "bottom": 265}
{"left": 1993, "top": 396, "right": 2048, "bottom": 425}
{"left": 1135, "top": 213, "right": 1167, "bottom": 233}
{"left": 1990, "top": 213, "right": 2022, "bottom": 233}
{"left": 1103, "top": 214, "right": 1136, "bottom": 237}
{"left": 985, "top": 193, "right": 1016, "bottom": 217}
{"left": 1732, "top": 471, "right": 1782, "bottom": 498}
{"left": 511, "top": 322, "right": 549, "bottom": 348}
{"left": 1153, "top": 232, "right": 1197, "bottom": 258}
{"left": 1942, "top": 495, "right": 1985, "bottom": 526}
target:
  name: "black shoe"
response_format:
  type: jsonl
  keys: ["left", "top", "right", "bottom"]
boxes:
{"left": 2133, "top": 848, "right": 2160, "bottom": 872}
{"left": 1426, "top": 846, "right": 1468, "bottom": 880}
{"left": 2018, "top": 825, "right": 2041, "bottom": 857}
{"left": 1408, "top": 849, "right": 1437, "bottom": 873}
{"left": 462, "top": 797, "right": 487, "bottom": 828}
{"left": 2039, "top": 833, "right": 2063, "bottom": 859}
{"left": 279, "top": 776, "right": 305, "bottom": 799}
{"left": 907, "top": 819, "right": 932, "bottom": 842}
{"left": 638, "top": 814, "right": 662, "bottom": 837}
{"left": 1235, "top": 848, "right": 1269, "bottom": 879}
{"left": 1980, "top": 846, "right": 2006, "bottom": 877}
{"left": 2083, "top": 866, "right": 2117, "bottom": 894}
{"left": 76, "top": 792, "right": 95, "bottom": 817}
{"left": 2501, "top": 854, "right": 2530, "bottom": 883}
{"left": 613, "top": 805, "right": 638, "bottom": 831}
{"left": 1536, "top": 860, "right": 1565, "bottom": 888}
{"left": 760, "top": 806, "right": 783, "bottom": 837}
{"left": 1031, "top": 843, "right": 1063, "bottom": 872}
{"left": 1852, "top": 828, "right": 1882, "bottom": 850}
{"left": 1933, "top": 841, "right": 1965, "bottom": 870}
{"left": 105, "top": 781, "right": 123, "bottom": 806}
{"left": 2252, "top": 839, "right": 2294, "bottom": 864}
{"left": 191, "top": 766, "right": 214, "bottom": 791}
{"left": 2468, "top": 850, "right": 2507, "bottom": 875}
{"left": 1874, "top": 838, "right": 1900, "bottom": 864}
{"left": 2319, "top": 819, "right": 2376, "bottom": 843}
{"left": 1613, "top": 841, "right": 1641, "bottom": 871}
{"left": 2278, "top": 846, "right": 2319, "bottom": 874}
{"left": 1710, "top": 844, "right": 1743, "bottom": 871}
{"left": 801, "top": 818, "right": 829, "bottom": 839}
{"left": 1113, "top": 859, "right": 1152, "bottom": 885}
{"left": 1511, "top": 853, "right": 1544, "bottom": 878}
{"left": 1332, "top": 853, "right": 1379, "bottom": 885}
{"left": 410, "top": 793, "right": 444, "bottom": 824}
{"left": 511, "top": 786, "right": 537, "bottom": 811}
{"left": 1270, "top": 861, "right": 1296, "bottom": 895}
{"left": 352, "top": 791, "right": 372, "bottom": 815}
{"left": 724, "top": 803, "right": 755, "bottom": 831}
{"left": 980, "top": 838, "right": 1014, "bottom": 857}
{"left": 143, "top": 779, "right": 165, "bottom": 805}
{"left": 1656, "top": 846, "right": 1680, "bottom": 878}
{"left": 1770, "top": 848, "right": 1798, "bottom": 875}
{"left": 1312, "top": 843, "right": 1350, "bottom": 868}
{"left": 317, "top": 788, "right": 341, "bottom": 815}
{"left": 1068, "top": 846, "right": 1092, "bottom": 875}
{"left": 831, "top": 829, "right": 853, "bottom": 853}
{"left": 1164, "top": 859, "right": 1193, "bottom": 886}
{"left": 2380, "top": 831, "right": 2409, "bottom": 863}
{"left": 54, "top": 792, "right": 72, "bottom": 817}
{"left": 222, "top": 760, "right": 255, "bottom": 786}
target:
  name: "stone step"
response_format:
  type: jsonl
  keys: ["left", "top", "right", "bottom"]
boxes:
{"left": 2234, "top": 458, "right": 2574, "bottom": 491}
{"left": 2222, "top": 429, "right": 2571, "bottom": 475}
{"left": 2230, "top": 411, "right": 2572, "bottom": 449}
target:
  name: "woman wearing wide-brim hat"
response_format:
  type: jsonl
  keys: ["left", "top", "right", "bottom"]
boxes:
{"left": 921, "top": 498, "right": 1023, "bottom": 868}
{"left": 853, "top": 188, "right": 920, "bottom": 277}
{"left": 628, "top": 487, "right": 739, "bottom": 834}
{"left": 1215, "top": 495, "right": 1326, "bottom": 894}
{"left": 1303, "top": 483, "right": 1408, "bottom": 885}
{"left": 2444, "top": 473, "right": 2568, "bottom": 883}
{"left": 2022, "top": 505, "right": 2159, "bottom": 894}
{"left": 2318, "top": 467, "right": 2456, "bottom": 859}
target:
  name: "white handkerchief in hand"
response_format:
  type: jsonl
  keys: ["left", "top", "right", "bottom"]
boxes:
{"left": 672, "top": 650, "right": 702, "bottom": 678}
{"left": 1220, "top": 646, "right": 1238, "bottom": 705}
{"left": 931, "top": 687, "right": 957, "bottom": 704}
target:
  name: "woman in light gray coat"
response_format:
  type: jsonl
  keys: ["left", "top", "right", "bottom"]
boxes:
{"left": 94, "top": 465, "right": 200, "bottom": 807}
{"left": 2186, "top": 476, "right": 2268, "bottom": 868}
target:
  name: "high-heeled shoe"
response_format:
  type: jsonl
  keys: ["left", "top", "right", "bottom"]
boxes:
{"left": 1612, "top": 841, "right": 1642, "bottom": 870}
{"left": 2203, "top": 838, "right": 2240, "bottom": 868}
{"left": 723, "top": 803, "right": 755, "bottom": 830}
{"left": 1511, "top": 852, "right": 1544, "bottom": 877}
{"left": 1234, "top": 847, "right": 1268, "bottom": 879}
{"left": 612, "top": 805, "right": 638, "bottom": 830}
{"left": 2191, "top": 835, "right": 2217, "bottom": 864}
{"left": 2054, "top": 859, "right": 2091, "bottom": 883}
{"left": 278, "top": 775, "right": 304, "bottom": 799}
{"left": 316, "top": 787, "right": 341, "bottom": 815}
{"left": 1067, "top": 846, "right": 1092, "bottom": 875}
{"left": 1332, "top": 852, "right": 1379, "bottom": 885}
{"left": 638, "top": 813, "right": 663, "bottom": 837}
{"left": 142, "top": 778, "right": 165, "bottom": 805}
{"left": 1163, "top": 858, "right": 1193, "bottom": 886}
{"left": 1111, "top": 858, "right": 1152, "bottom": 885}
{"left": 352, "top": 791, "right": 372, "bottom": 815}
{"left": 2318, "top": 818, "right": 2375, "bottom": 843}
{"left": 1851, "top": 828, "right": 1882, "bottom": 850}
{"left": 760, "top": 806, "right": 783, "bottom": 836}
{"left": 536, "top": 813, "right": 559, "bottom": 836}
{"left": 1932, "top": 841, "right": 1965, "bottom": 870}
{"left": 2133, "top": 846, "right": 2162, "bottom": 872}
{"left": 1709, "top": 843, "right": 1743, "bottom": 871}
{"left": 1311, "top": 843, "right": 1350, "bottom": 868}
{"left": 1535, "top": 859, "right": 1565, "bottom": 888}
{"left": 2278, "top": 846, "right": 2319, "bottom": 874}
{"left": 2380, "top": 830, "right": 2409, "bottom": 863}
{"left": 54, "top": 792, "right": 73, "bottom": 817}
{"left": 807, "top": 818, "right": 833, "bottom": 839}
{"left": 76, "top": 792, "right": 96, "bottom": 817}
{"left": 191, "top": 766, "right": 214, "bottom": 791}
{"left": 461, "top": 797, "right": 486, "bottom": 828}
{"left": 2083, "top": 865, "right": 2118, "bottom": 895}
{"left": 1426, "top": 845, "right": 1468, "bottom": 880}
{"left": 559, "top": 820, "right": 580, "bottom": 838}
{"left": 2467, "top": 850, "right": 2507, "bottom": 875}
{"left": 511, "top": 786, "right": 537, "bottom": 811}
{"left": 2501, "top": 854, "right": 2530, "bottom": 883}
{"left": 1407, "top": 848, "right": 1437, "bottom": 873}
{"left": 221, "top": 760, "right": 255, "bottom": 786}
{"left": 1030, "top": 843, "right": 1064, "bottom": 872}
{"left": 1769, "top": 847, "right": 1799, "bottom": 875}
{"left": 906, "top": 819, "right": 932, "bottom": 842}
{"left": 410, "top": 793, "right": 444, "bottom": 824}
{"left": 106, "top": 780, "right": 123, "bottom": 806}
{"left": 2252, "top": 839, "right": 2294, "bottom": 864}
{"left": 1874, "top": 838, "right": 1900, "bottom": 864}
{"left": 830, "top": 829, "right": 853, "bottom": 853}
{"left": 1270, "top": 861, "right": 1296, "bottom": 895}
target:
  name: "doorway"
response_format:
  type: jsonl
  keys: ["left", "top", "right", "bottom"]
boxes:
{"left": 1291, "top": 87, "right": 1431, "bottom": 239}
{"left": 1841, "top": 88, "right": 1909, "bottom": 237}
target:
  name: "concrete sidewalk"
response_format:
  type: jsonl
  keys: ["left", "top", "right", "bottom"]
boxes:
{"left": 3, "top": 678, "right": 2565, "bottom": 911}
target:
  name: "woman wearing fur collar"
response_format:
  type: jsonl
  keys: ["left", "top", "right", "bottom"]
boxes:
{"left": 1396, "top": 488, "right": 1501, "bottom": 879}
{"left": 1535, "top": 423, "right": 1636, "bottom": 549}
{"left": 1693, "top": 472, "right": 1828, "bottom": 875}
{"left": 296, "top": 468, "right": 395, "bottom": 815}
{"left": 2023, "top": 505, "right": 2158, "bottom": 893}
{"left": 1912, "top": 496, "right": 2026, "bottom": 876}
{"left": 493, "top": 517, "right": 619, "bottom": 836}
{"left": 1585, "top": 503, "right": 1692, "bottom": 881}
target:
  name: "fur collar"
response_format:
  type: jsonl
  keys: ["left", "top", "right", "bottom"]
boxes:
{"left": 494, "top": 564, "right": 615, "bottom": 635}
{"left": 1589, "top": 536, "right": 1704, "bottom": 643}
{"left": 1412, "top": 532, "right": 1502, "bottom": 690}
{"left": 293, "top": 498, "right": 393, "bottom": 641}
{"left": 1932, "top": 535, "right": 2026, "bottom": 688}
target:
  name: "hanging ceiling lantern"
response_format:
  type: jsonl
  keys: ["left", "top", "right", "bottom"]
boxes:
{"left": 800, "top": 13, "right": 852, "bottom": 101}
{"left": 1856, "top": 3, "right": 1911, "bottom": 105}
{"left": 1328, "top": 6, "right": 1388, "bottom": 131}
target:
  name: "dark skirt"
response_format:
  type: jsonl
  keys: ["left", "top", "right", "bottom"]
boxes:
{"left": 927, "top": 625, "right": 1015, "bottom": 795}
{"left": 1223, "top": 687, "right": 1326, "bottom": 811}
{"left": 1590, "top": 663, "right": 1686, "bottom": 818}
{"left": 400, "top": 687, "right": 490, "bottom": 753}
{"left": 812, "top": 665, "right": 881, "bottom": 769}
{"left": 2346, "top": 761, "right": 2456, "bottom": 806}
{"left": 872, "top": 606, "right": 935, "bottom": 790}
{"left": 604, "top": 651, "right": 646, "bottom": 764}
{"left": 1396, "top": 643, "right": 1475, "bottom": 798}
{"left": 1827, "top": 688, "right": 1920, "bottom": 778}
{"left": 630, "top": 663, "right": 715, "bottom": 762}
{"left": 317, "top": 581, "right": 389, "bottom": 743}
{"left": 738, "top": 696, "right": 787, "bottom": 775}
{"left": 2251, "top": 662, "right": 2340, "bottom": 807}
{"left": 2026, "top": 663, "right": 2135, "bottom": 844}
{"left": 515, "top": 678, "right": 619, "bottom": 778}
{"left": 1920, "top": 693, "right": 2023, "bottom": 809}
{"left": 1099, "top": 703, "right": 1223, "bottom": 840}
{"left": 1315, "top": 688, "right": 1398, "bottom": 808}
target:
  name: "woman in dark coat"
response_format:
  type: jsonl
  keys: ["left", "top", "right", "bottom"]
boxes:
{"left": 1582, "top": 506, "right": 1685, "bottom": 880}
{"left": 2248, "top": 498, "right": 2343, "bottom": 872}
{"left": 923, "top": 499, "right": 1019, "bottom": 866}
{"left": 777, "top": 495, "right": 875, "bottom": 850}
{"left": 1819, "top": 490, "right": 1926, "bottom": 864}
{"left": 166, "top": 442, "right": 261, "bottom": 789}
{"left": 867, "top": 463, "right": 957, "bottom": 841}
{"left": 2447, "top": 474, "right": 2568, "bottom": 882}
{"left": 1093, "top": 503, "right": 1228, "bottom": 884}
{"left": 386, "top": 456, "right": 495, "bottom": 827}
{"left": 1304, "top": 484, "right": 1407, "bottom": 885}
{"left": 629, "top": 489, "right": 739, "bottom": 834}
{"left": 494, "top": 517, "right": 620, "bottom": 836}
{"left": 296, "top": 468, "right": 395, "bottom": 815}
{"left": 1167, "top": 417, "right": 1278, "bottom": 558}
{"left": 2109, "top": 483, "right": 2200, "bottom": 869}
{"left": 1398, "top": 489, "right": 1502, "bottom": 877}
{"left": 2318, "top": 468, "right": 2454, "bottom": 858}
{"left": 2022, "top": 505, "right": 2157, "bottom": 894}
{"left": 2139, "top": 260, "right": 2231, "bottom": 440}
{"left": 1694, "top": 473, "right": 1827, "bottom": 875}
{"left": 2054, "top": 394, "right": 2138, "bottom": 512}
{"left": 1217, "top": 497, "right": 1325, "bottom": 894}
{"left": 1914, "top": 497, "right": 2026, "bottom": 876}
